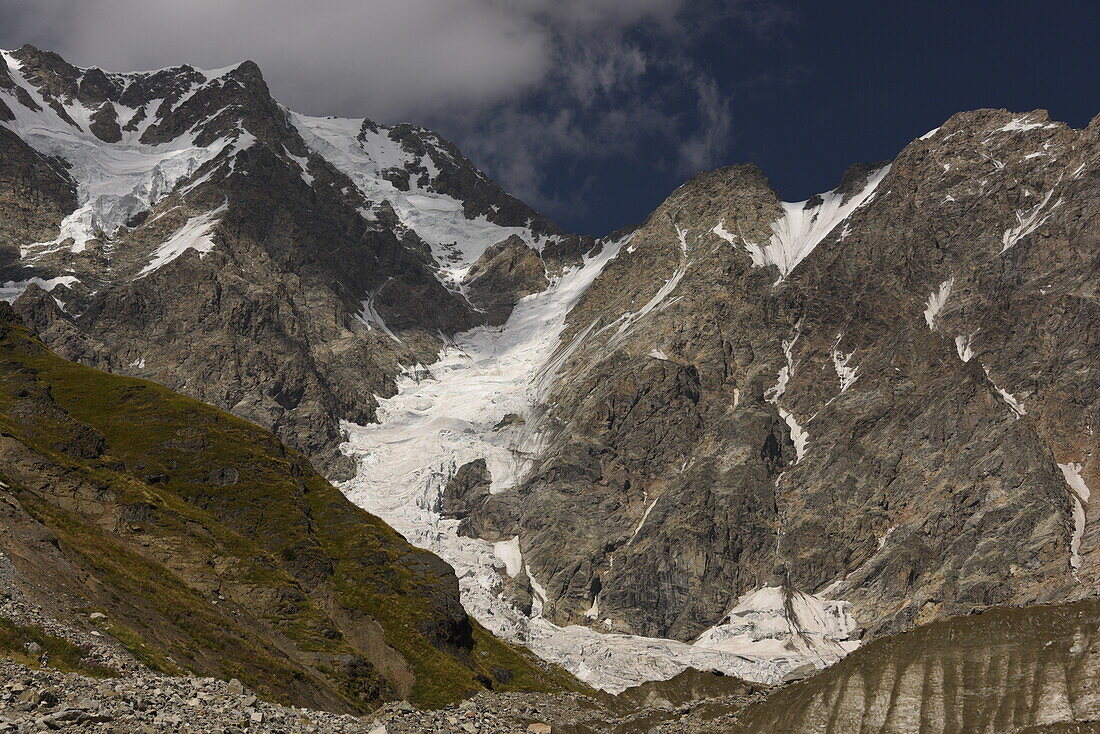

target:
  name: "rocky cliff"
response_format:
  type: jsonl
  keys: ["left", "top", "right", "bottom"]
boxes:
{"left": 464, "top": 108, "right": 1098, "bottom": 652}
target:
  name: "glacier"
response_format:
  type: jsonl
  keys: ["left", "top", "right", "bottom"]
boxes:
{"left": 338, "top": 231, "right": 857, "bottom": 691}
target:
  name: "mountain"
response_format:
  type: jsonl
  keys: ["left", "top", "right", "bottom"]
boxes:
{"left": 0, "top": 303, "right": 578, "bottom": 712}
{"left": 456, "top": 109, "right": 1098, "bottom": 692}
{"left": 335, "top": 106, "right": 1098, "bottom": 690}
{"left": 0, "top": 44, "right": 589, "bottom": 479}
{"left": 1, "top": 43, "right": 1098, "bottom": 723}
{"left": 472, "top": 108, "right": 1100, "bottom": 647}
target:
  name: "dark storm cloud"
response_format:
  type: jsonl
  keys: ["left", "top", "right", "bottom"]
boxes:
{"left": 0, "top": 0, "right": 785, "bottom": 227}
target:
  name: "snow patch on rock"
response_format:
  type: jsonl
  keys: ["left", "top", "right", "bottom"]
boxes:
{"left": 355, "top": 279, "right": 402, "bottom": 342}
{"left": 1001, "top": 186, "right": 1063, "bottom": 253}
{"left": 137, "top": 202, "right": 227, "bottom": 277}
{"left": 493, "top": 536, "right": 522, "bottom": 579}
{"left": 1058, "top": 462, "right": 1091, "bottom": 574}
{"left": 831, "top": 334, "right": 859, "bottom": 393}
{"left": 923, "top": 278, "right": 954, "bottom": 330}
{"left": 713, "top": 165, "right": 889, "bottom": 282}
{"left": 607, "top": 227, "right": 689, "bottom": 347}
{"left": 997, "top": 116, "right": 1046, "bottom": 133}
{"left": 983, "top": 365, "right": 1026, "bottom": 418}
{"left": 629, "top": 494, "right": 660, "bottom": 544}
{"left": 955, "top": 332, "right": 976, "bottom": 362}
{"left": 0, "top": 276, "right": 79, "bottom": 302}
{"left": 764, "top": 325, "right": 801, "bottom": 404}
{"left": 779, "top": 408, "right": 809, "bottom": 463}
{"left": 693, "top": 586, "right": 859, "bottom": 663}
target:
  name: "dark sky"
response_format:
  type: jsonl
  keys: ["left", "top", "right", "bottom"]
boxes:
{"left": 2, "top": 1, "right": 1097, "bottom": 235}
{"left": 505, "top": 0, "right": 1100, "bottom": 234}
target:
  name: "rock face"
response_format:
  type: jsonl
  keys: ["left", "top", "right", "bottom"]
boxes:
{"left": 463, "top": 235, "right": 550, "bottom": 325}
{"left": 466, "top": 110, "right": 1099, "bottom": 649}
{"left": 441, "top": 459, "right": 492, "bottom": 520}
{"left": 0, "top": 126, "right": 75, "bottom": 278}
{"left": 0, "top": 304, "right": 578, "bottom": 713}
{"left": 0, "top": 45, "right": 579, "bottom": 479}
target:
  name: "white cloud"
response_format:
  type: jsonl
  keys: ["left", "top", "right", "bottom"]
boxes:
{"left": 677, "top": 77, "right": 734, "bottom": 175}
{"left": 0, "top": 0, "right": 692, "bottom": 119}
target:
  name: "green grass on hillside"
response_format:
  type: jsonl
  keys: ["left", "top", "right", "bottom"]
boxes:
{"left": 0, "top": 617, "right": 117, "bottom": 677}
{"left": 0, "top": 306, "right": 582, "bottom": 710}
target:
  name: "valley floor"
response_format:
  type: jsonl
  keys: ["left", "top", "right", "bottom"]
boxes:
{"left": 0, "top": 656, "right": 761, "bottom": 734}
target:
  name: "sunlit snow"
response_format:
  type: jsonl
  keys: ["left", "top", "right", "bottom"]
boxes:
{"left": 1001, "top": 187, "right": 1063, "bottom": 253}
{"left": 923, "top": 279, "right": 954, "bottom": 330}
{"left": 607, "top": 226, "right": 689, "bottom": 348}
{"left": 492, "top": 536, "right": 523, "bottom": 578}
{"left": 0, "top": 276, "right": 79, "bottom": 303}
{"left": 764, "top": 326, "right": 800, "bottom": 404}
{"left": 712, "top": 165, "right": 889, "bottom": 282}
{"left": 779, "top": 408, "right": 809, "bottom": 463}
{"left": 982, "top": 365, "right": 1026, "bottom": 418}
{"left": 291, "top": 113, "right": 550, "bottom": 283}
{"left": 355, "top": 278, "right": 402, "bottom": 342}
{"left": 136, "top": 202, "right": 227, "bottom": 277}
{"left": 954, "top": 333, "right": 976, "bottom": 362}
{"left": 997, "top": 116, "right": 1046, "bottom": 133}
{"left": 830, "top": 334, "right": 859, "bottom": 393}
{"left": 0, "top": 51, "right": 238, "bottom": 257}
{"left": 628, "top": 494, "right": 660, "bottom": 544}
{"left": 693, "top": 586, "right": 858, "bottom": 661}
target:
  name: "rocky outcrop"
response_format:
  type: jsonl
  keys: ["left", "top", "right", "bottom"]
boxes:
{"left": 441, "top": 459, "right": 492, "bottom": 520}
{"left": 87, "top": 101, "right": 121, "bottom": 142}
{"left": 0, "top": 127, "right": 75, "bottom": 279}
{"left": 463, "top": 235, "right": 550, "bottom": 325}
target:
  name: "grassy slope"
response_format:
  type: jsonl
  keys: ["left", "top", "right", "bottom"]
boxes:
{"left": 0, "top": 305, "right": 580, "bottom": 711}
{"left": 0, "top": 617, "right": 116, "bottom": 678}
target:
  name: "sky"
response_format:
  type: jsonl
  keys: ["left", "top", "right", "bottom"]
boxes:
{"left": 2, "top": 0, "right": 1097, "bottom": 235}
